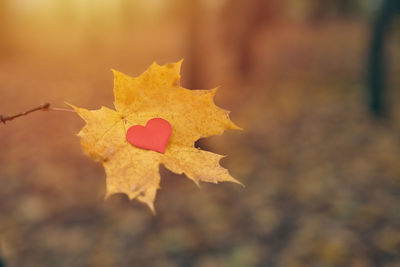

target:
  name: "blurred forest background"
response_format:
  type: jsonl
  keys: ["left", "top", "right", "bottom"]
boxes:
{"left": 0, "top": 0, "right": 400, "bottom": 266}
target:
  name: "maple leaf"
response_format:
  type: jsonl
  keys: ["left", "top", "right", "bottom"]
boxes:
{"left": 70, "top": 61, "right": 242, "bottom": 212}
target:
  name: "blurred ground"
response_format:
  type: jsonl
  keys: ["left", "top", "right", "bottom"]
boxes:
{"left": 1, "top": 1, "right": 400, "bottom": 267}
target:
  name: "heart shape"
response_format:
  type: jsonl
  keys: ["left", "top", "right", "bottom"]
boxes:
{"left": 126, "top": 118, "right": 172, "bottom": 153}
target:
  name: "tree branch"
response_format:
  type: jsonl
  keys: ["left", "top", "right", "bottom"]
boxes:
{"left": 0, "top": 103, "right": 75, "bottom": 124}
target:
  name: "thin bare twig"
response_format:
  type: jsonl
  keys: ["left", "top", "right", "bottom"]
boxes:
{"left": 0, "top": 103, "right": 75, "bottom": 124}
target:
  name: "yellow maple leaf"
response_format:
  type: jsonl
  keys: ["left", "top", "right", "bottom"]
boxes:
{"left": 70, "top": 61, "right": 242, "bottom": 212}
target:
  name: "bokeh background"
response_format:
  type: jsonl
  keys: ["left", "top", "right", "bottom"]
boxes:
{"left": 1, "top": 0, "right": 400, "bottom": 266}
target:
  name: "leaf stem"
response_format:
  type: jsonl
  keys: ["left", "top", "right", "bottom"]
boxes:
{"left": 0, "top": 103, "right": 75, "bottom": 124}
{"left": 47, "top": 107, "right": 76, "bottom": 113}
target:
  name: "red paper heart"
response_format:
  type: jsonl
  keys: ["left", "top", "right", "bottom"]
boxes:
{"left": 126, "top": 118, "right": 172, "bottom": 153}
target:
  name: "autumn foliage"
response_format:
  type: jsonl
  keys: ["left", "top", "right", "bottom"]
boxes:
{"left": 70, "top": 61, "right": 242, "bottom": 211}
